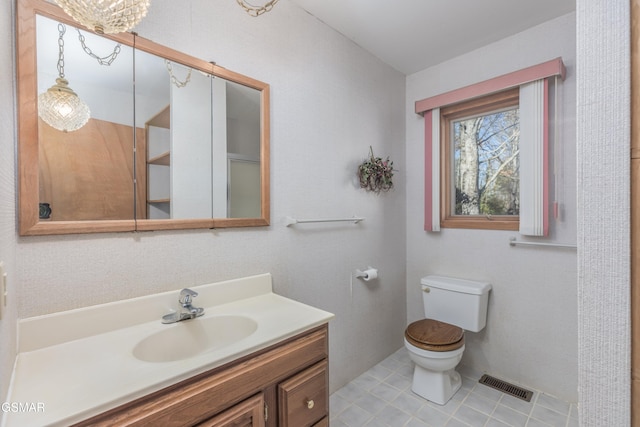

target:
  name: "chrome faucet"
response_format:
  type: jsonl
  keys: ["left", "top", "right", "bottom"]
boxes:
{"left": 162, "top": 288, "right": 205, "bottom": 324}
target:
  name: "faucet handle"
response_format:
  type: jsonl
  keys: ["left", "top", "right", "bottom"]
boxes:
{"left": 179, "top": 288, "right": 198, "bottom": 305}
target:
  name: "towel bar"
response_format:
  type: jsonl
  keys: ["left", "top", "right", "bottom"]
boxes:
{"left": 285, "top": 216, "right": 365, "bottom": 227}
{"left": 509, "top": 237, "right": 576, "bottom": 249}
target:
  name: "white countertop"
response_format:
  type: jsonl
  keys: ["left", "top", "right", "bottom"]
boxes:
{"left": 2, "top": 274, "right": 334, "bottom": 427}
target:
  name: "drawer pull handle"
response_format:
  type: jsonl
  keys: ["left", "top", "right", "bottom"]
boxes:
{"left": 306, "top": 399, "right": 315, "bottom": 409}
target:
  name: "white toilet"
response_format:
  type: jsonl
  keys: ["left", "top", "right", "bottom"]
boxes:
{"left": 404, "top": 275, "right": 491, "bottom": 405}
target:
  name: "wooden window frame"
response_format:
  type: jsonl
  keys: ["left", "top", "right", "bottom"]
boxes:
{"left": 439, "top": 88, "right": 520, "bottom": 230}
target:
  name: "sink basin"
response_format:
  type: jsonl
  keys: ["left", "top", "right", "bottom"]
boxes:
{"left": 133, "top": 315, "right": 258, "bottom": 363}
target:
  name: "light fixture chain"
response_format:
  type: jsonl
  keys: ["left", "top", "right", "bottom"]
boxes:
{"left": 165, "top": 60, "right": 192, "bottom": 88}
{"left": 77, "top": 30, "right": 122, "bottom": 66}
{"left": 57, "top": 23, "right": 66, "bottom": 78}
{"left": 236, "top": 0, "right": 279, "bottom": 17}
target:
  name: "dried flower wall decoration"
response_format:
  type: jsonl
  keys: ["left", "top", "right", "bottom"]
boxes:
{"left": 357, "top": 146, "right": 395, "bottom": 193}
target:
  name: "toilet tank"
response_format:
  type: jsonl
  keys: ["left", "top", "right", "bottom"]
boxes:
{"left": 421, "top": 275, "right": 492, "bottom": 332}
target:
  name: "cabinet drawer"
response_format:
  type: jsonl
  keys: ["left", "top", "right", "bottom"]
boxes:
{"left": 278, "top": 360, "right": 328, "bottom": 427}
{"left": 196, "top": 393, "right": 264, "bottom": 427}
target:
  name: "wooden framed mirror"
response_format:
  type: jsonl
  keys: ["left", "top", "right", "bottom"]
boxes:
{"left": 16, "top": 0, "right": 270, "bottom": 235}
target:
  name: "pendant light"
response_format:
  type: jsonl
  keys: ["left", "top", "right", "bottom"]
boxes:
{"left": 54, "top": 0, "right": 151, "bottom": 34}
{"left": 38, "top": 23, "right": 90, "bottom": 133}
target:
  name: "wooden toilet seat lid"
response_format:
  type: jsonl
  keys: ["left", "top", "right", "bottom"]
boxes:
{"left": 405, "top": 319, "right": 464, "bottom": 352}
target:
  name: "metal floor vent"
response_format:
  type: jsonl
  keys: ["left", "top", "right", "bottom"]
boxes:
{"left": 478, "top": 374, "right": 533, "bottom": 402}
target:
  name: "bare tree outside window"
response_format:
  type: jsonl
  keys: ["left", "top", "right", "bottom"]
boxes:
{"left": 439, "top": 88, "right": 520, "bottom": 230}
{"left": 453, "top": 108, "right": 520, "bottom": 216}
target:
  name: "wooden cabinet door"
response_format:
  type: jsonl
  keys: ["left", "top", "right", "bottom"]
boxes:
{"left": 312, "top": 417, "right": 328, "bottom": 427}
{"left": 277, "top": 361, "right": 328, "bottom": 427}
{"left": 196, "top": 393, "right": 265, "bottom": 427}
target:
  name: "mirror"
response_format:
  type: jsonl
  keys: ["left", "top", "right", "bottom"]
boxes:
{"left": 17, "top": 0, "right": 270, "bottom": 235}
{"left": 136, "top": 49, "right": 263, "bottom": 222}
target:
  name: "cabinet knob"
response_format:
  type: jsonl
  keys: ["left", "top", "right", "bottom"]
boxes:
{"left": 306, "top": 399, "right": 314, "bottom": 409}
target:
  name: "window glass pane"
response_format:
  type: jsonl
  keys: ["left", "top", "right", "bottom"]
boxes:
{"left": 453, "top": 107, "right": 519, "bottom": 216}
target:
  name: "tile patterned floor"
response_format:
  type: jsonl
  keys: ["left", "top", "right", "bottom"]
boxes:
{"left": 330, "top": 348, "right": 578, "bottom": 427}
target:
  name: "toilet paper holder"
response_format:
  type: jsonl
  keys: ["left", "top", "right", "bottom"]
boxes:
{"left": 355, "top": 267, "right": 378, "bottom": 281}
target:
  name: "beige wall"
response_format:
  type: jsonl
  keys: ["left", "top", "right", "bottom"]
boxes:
{"left": 0, "top": 0, "right": 17, "bottom": 404}
{"left": 2, "top": 0, "right": 406, "bottom": 397}
{"left": 406, "top": 13, "right": 578, "bottom": 402}
{"left": 577, "top": 0, "right": 631, "bottom": 424}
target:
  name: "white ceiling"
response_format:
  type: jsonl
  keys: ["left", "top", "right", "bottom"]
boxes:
{"left": 288, "top": 0, "right": 576, "bottom": 75}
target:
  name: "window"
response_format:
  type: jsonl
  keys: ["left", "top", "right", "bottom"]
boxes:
{"left": 417, "top": 58, "right": 565, "bottom": 236}
{"left": 440, "top": 88, "right": 520, "bottom": 230}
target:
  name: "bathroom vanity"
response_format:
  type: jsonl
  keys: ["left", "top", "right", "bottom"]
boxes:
{"left": 3, "top": 274, "right": 333, "bottom": 427}
{"left": 74, "top": 325, "right": 329, "bottom": 427}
